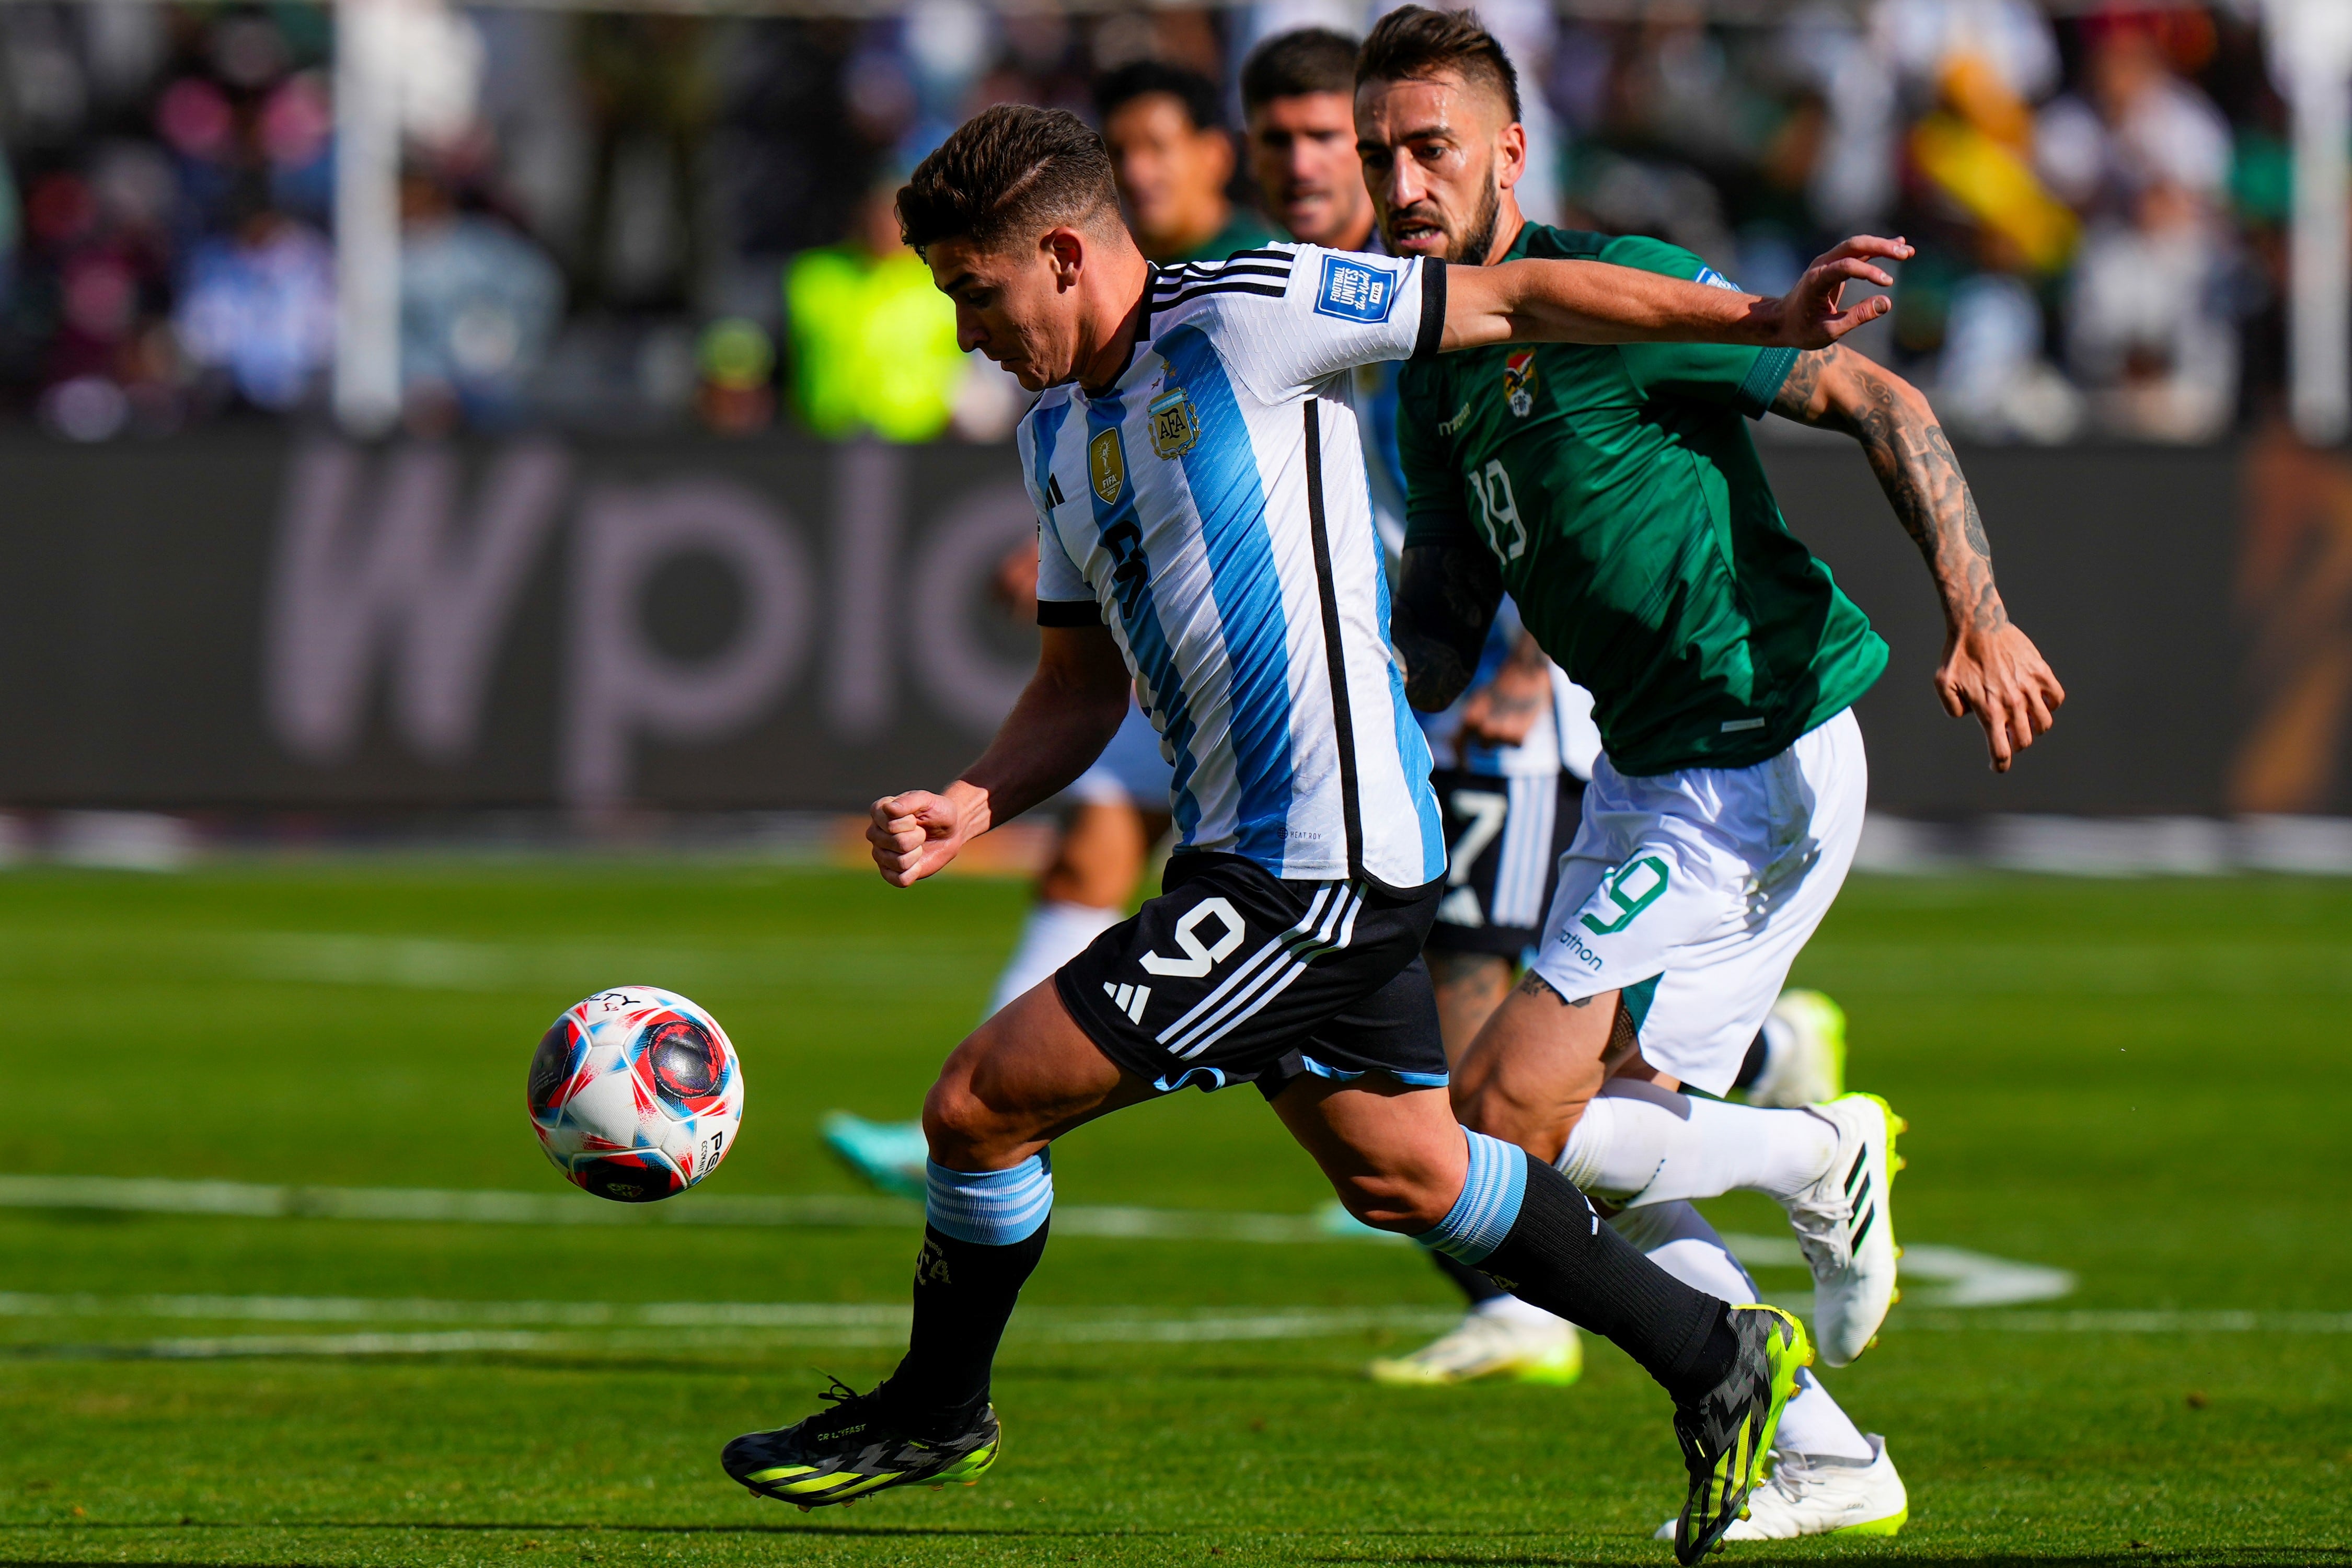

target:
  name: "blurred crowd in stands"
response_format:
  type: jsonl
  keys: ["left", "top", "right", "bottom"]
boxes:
{"left": 0, "top": 0, "right": 2300, "bottom": 444}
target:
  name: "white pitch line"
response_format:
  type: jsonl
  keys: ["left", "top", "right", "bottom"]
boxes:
{"left": 1900, "top": 1309, "right": 2352, "bottom": 1334}
{"left": 2, "top": 1293, "right": 2336, "bottom": 1364}
{"left": 0, "top": 1298, "right": 1468, "bottom": 1359}
{"left": 0, "top": 1175, "right": 2080, "bottom": 1305}
{"left": 0, "top": 929, "right": 1003, "bottom": 997}
{"left": 0, "top": 1175, "right": 1359, "bottom": 1244}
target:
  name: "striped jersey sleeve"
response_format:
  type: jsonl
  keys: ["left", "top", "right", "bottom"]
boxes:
{"left": 1021, "top": 389, "right": 1099, "bottom": 625}
{"left": 1150, "top": 245, "right": 1446, "bottom": 405}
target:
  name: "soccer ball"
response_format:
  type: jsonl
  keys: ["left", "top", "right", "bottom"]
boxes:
{"left": 528, "top": 987, "right": 745, "bottom": 1202}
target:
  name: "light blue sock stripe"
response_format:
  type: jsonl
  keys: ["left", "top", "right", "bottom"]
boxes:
{"left": 926, "top": 1151, "right": 1054, "bottom": 1246}
{"left": 1414, "top": 1131, "right": 1526, "bottom": 1265}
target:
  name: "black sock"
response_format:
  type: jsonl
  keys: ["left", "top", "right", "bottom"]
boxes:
{"left": 1733, "top": 1028, "right": 1770, "bottom": 1092}
{"left": 878, "top": 1221, "right": 1048, "bottom": 1437}
{"left": 1431, "top": 1248, "right": 1507, "bottom": 1306}
{"left": 1476, "top": 1154, "right": 1738, "bottom": 1405}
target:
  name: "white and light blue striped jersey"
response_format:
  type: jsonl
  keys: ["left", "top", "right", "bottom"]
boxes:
{"left": 1019, "top": 244, "right": 1448, "bottom": 890}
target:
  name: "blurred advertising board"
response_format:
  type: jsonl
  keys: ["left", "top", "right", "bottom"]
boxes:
{"left": 0, "top": 430, "right": 2333, "bottom": 817}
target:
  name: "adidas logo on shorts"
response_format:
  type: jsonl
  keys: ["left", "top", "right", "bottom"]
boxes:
{"left": 1104, "top": 982, "right": 1151, "bottom": 1024}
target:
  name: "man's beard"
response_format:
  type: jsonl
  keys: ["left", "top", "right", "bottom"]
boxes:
{"left": 1452, "top": 177, "right": 1502, "bottom": 266}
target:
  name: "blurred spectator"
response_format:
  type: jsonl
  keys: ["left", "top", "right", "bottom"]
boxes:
{"left": 696, "top": 316, "right": 775, "bottom": 434}
{"left": 577, "top": 15, "right": 712, "bottom": 308}
{"left": 0, "top": 2, "right": 2321, "bottom": 442}
{"left": 174, "top": 195, "right": 332, "bottom": 414}
{"left": 2043, "top": 15, "right": 2237, "bottom": 441}
{"left": 782, "top": 179, "right": 1013, "bottom": 443}
{"left": 399, "top": 167, "right": 565, "bottom": 432}
{"left": 1096, "top": 61, "right": 1280, "bottom": 263}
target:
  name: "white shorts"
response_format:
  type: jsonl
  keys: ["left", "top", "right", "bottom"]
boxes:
{"left": 1069, "top": 700, "right": 1176, "bottom": 812}
{"left": 1527, "top": 707, "right": 1866, "bottom": 1096}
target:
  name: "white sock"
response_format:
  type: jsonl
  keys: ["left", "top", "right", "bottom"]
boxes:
{"left": 984, "top": 901, "right": 1123, "bottom": 1018}
{"left": 1754, "top": 1011, "right": 1795, "bottom": 1079}
{"left": 1556, "top": 1079, "right": 1837, "bottom": 1205}
{"left": 1610, "top": 1201, "right": 1874, "bottom": 1462}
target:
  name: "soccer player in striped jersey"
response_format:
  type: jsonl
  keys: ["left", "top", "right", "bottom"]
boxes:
{"left": 721, "top": 102, "right": 1907, "bottom": 1563}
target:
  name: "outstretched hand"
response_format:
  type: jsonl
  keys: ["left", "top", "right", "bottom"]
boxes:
{"left": 1769, "top": 236, "right": 1913, "bottom": 350}
{"left": 1454, "top": 658, "right": 1551, "bottom": 752}
{"left": 868, "top": 789, "right": 973, "bottom": 886}
{"left": 1937, "top": 621, "right": 2065, "bottom": 773}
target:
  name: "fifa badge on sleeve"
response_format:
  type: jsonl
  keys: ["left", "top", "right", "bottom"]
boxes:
{"left": 1315, "top": 255, "right": 1399, "bottom": 323}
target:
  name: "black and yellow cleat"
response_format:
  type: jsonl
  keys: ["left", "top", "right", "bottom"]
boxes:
{"left": 1671, "top": 1305, "right": 1812, "bottom": 1564}
{"left": 722, "top": 1378, "right": 1000, "bottom": 1509}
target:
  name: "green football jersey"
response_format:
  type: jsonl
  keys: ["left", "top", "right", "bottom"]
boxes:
{"left": 1400, "top": 224, "right": 1888, "bottom": 777}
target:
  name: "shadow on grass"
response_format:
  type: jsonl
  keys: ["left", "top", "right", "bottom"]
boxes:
{"left": 1313, "top": 1554, "right": 2352, "bottom": 1567}
{"left": 0, "top": 1349, "right": 1349, "bottom": 1383}
{"left": 0, "top": 1520, "right": 1160, "bottom": 1540}
{"left": 9, "top": 1529, "right": 2345, "bottom": 1566}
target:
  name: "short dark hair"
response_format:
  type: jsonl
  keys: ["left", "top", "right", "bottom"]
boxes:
{"left": 896, "top": 104, "right": 1120, "bottom": 260}
{"left": 1240, "top": 28, "right": 1360, "bottom": 113}
{"left": 1094, "top": 60, "right": 1225, "bottom": 134}
{"left": 1356, "top": 5, "right": 1521, "bottom": 124}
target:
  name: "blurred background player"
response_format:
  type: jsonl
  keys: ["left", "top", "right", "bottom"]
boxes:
{"left": 1241, "top": 28, "right": 1377, "bottom": 256}
{"left": 1097, "top": 60, "right": 1281, "bottom": 264}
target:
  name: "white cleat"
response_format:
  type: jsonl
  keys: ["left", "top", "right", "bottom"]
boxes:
{"left": 1749, "top": 990, "right": 1847, "bottom": 1108}
{"left": 1654, "top": 1434, "right": 1908, "bottom": 1541}
{"left": 1367, "top": 1307, "right": 1582, "bottom": 1387}
{"left": 1782, "top": 1092, "right": 1905, "bottom": 1367}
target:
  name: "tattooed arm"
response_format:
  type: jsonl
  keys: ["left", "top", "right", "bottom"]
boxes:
{"left": 1394, "top": 543, "right": 1505, "bottom": 712}
{"left": 1771, "top": 346, "right": 2065, "bottom": 771}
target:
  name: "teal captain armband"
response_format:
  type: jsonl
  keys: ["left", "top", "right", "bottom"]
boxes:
{"left": 1736, "top": 346, "right": 1800, "bottom": 419}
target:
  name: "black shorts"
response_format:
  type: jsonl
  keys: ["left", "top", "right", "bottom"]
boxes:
{"left": 1056, "top": 851, "right": 1448, "bottom": 1102}
{"left": 1424, "top": 769, "right": 1586, "bottom": 960}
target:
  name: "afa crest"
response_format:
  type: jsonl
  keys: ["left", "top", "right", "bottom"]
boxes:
{"left": 1148, "top": 387, "right": 1200, "bottom": 459}
{"left": 1089, "top": 427, "right": 1127, "bottom": 506}
{"left": 1504, "top": 350, "right": 1538, "bottom": 418}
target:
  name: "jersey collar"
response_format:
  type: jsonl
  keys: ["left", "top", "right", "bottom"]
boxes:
{"left": 1076, "top": 267, "right": 1162, "bottom": 405}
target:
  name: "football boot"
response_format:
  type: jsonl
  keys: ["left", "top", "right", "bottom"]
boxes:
{"left": 1781, "top": 1092, "right": 1905, "bottom": 1367}
{"left": 1671, "top": 1305, "right": 1812, "bottom": 1565}
{"left": 1367, "top": 1309, "right": 1582, "bottom": 1387}
{"left": 723, "top": 1378, "right": 999, "bottom": 1508}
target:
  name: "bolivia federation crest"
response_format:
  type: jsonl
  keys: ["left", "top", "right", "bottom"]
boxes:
{"left": 1089, "top": 426, "right": 1126, "bottom": 505}
{"left": 1148, "top": 386, "right": 1200, "bottom": 459}
{"left": 1504, "top": 350, "right": 1538, "bottom": 418}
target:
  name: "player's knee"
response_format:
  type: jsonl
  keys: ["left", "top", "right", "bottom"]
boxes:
{"left": 1451, "top": 1069, "right": 1583, "bottom": 1167}
{"left": 919, "top": 1074, "right": 996, "bottom": 1171}
{"left": 1329, "top": 1169, "right": 1458, "bottom": 1235}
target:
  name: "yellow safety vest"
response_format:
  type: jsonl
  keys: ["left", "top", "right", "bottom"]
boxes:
{"left": 784, "top": 247, "right": 969, "bottom": 442}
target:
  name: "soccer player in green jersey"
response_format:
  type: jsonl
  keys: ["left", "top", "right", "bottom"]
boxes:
{"left": 1358, "top": 7, "right": 2064, "bottom": 1541}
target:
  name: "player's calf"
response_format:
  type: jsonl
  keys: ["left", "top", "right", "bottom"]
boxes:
{"left": 1394, "top": 1128, "right": 1808, "bottom": 1565}
{"left": 1447, "top": 975, "right": 1620, "bottom": 1162}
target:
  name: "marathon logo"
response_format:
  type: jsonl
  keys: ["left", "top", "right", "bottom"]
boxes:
{"left": 1557, "top": 929, "right": 1605, "bottom": 972}
{"left": 1315, "top": 256, "right": 1399, "bottom": 324}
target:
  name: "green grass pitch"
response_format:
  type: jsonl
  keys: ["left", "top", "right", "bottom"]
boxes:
{"left": 0, "top": 861, "right": 2346, "bottom": 1566}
